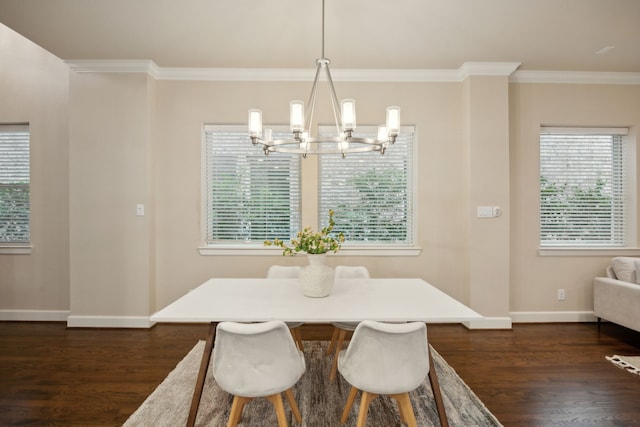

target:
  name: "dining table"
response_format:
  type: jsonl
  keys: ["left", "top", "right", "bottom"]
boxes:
{"left": 150, "top": 277, "right": 482, "bottom": 427}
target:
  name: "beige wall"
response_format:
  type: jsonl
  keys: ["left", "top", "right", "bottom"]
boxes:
{"left": 153, "top": 80, "right": 470, "bottom": 307}
{"left": 3, "top": 23, "right": 640, "bottom": 327}
{"left": 510, "top": 83, "right": 640, "bottom": 317}
{"left": 0, "top": 24, "right": 70, "bottom": 317}
{"left": 464, "top": 75, "right": 511, "bottom": 326}
{"left": 68, "top": 72, "right": 155, "bottom": 326}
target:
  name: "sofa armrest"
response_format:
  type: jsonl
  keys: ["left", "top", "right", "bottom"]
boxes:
{"left": 594, "top": 277, "right": 640, "bottom": 332}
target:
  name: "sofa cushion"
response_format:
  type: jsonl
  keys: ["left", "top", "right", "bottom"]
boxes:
{"left": 610, "top": 257, "right": 639, "bottom": 283}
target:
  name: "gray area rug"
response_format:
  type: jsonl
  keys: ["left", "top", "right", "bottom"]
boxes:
{"left": 124, "top": 340, "right": 501, "bottom": 426}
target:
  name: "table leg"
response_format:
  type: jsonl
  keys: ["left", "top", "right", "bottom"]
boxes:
{"left": 186, "top": 321, "right": 218, "bottom": 427}
{"left": 428, "top": 345, "right": 449, "bottom": 427}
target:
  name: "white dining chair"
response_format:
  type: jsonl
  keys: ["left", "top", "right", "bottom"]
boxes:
{"left": 267, "top": 265, "right": 305, "bottom": 350}
{"left": 212, "top": 320, "right": 306, "bottom": 427}
{"left": 337, "top": 320, "right": 432, "bottom": 427}
{"left": 327, "top": 265, "right": 370, "bottom": 381}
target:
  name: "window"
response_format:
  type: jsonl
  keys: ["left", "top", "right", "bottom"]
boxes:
{"left": 539, "top": 127, "right": 630, "bottom": 248}
{"left": 202, "top": 124, "right": 416, "bottom": 252}
{"left": 0, "top": 124, "right": 30, "bottom": 245}
{"left": 319, "top": 126, "right": 415, "bottom": 246}
{"left": 203, "top": 125, "right": 301, "bottom": 244}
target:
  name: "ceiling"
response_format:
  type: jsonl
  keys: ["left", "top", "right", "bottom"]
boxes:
{"left": 1, "top": 0, "right": 639, "bottom": 73}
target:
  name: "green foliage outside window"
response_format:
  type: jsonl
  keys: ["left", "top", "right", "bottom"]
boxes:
{"left": 0, "top": 185, "right": 30, "bottom": 242}
{"left": 330, "top": 167, "right": 408, "bottom": 243}
{"left": 540, "top": 176, "right": 613, "bottom": 243}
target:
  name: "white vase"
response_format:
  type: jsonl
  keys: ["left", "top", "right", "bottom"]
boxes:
{"left": 299, "top": 253, "right": 334, "bottom": 297}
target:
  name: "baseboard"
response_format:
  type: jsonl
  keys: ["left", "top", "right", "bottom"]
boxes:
{"left": 510, "top": 311, "right": 597, "bottom": 323}
{"left": 66, "top": 315, "right": 156, "bottom": 329}
{"left": 463, "top": 316, "right": 513, "bottom": 329}
{"left": 0, "top": 309, "right": 70, "bottom": 322}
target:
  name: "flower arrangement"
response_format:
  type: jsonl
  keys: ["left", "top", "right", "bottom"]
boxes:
{"left": 264, "top": 210, "right": 345, "bottom": 256}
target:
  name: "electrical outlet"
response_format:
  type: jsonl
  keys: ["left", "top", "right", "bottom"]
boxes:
{"left": 557, "top": 288, "right": 566, "bottom": 301}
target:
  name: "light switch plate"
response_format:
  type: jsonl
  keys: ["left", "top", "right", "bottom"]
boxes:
{"left": 477, "top": 206, "right": 494, "bottom": 218}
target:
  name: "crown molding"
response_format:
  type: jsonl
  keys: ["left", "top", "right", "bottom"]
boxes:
{"left": 458, "top": 62, "right": 521, "bottom": 79}
{"left": 139, "top": 64, "right": 463, "bottom": 82}
{"left": 65, "top": 60, "right": 640, "bottom": 85}
{"left": 510, "top": 70, "right": 640, "bottom": 85}
{"left": 65, "top": 59, "right": 160, "bottom": 77}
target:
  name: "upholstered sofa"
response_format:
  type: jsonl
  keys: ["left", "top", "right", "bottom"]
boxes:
{"left": 593, "top": 257, "right": 640, "bottom": 333}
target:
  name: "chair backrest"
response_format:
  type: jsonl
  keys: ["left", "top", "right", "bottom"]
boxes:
{"left": 212, "top": 321, "right": 306, "bottom": 397}
{"left": 334, "top": 265, "right": 370, "bottom": 279}
{"left": 338, "top": 320, "right": 429, "bottom": 395}
{"left": 267, "top": 265, "right": 301, "bottom": 278}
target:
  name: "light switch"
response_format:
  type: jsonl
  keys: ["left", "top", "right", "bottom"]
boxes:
{"left": 477, "top": 206, "right": 501, "bottom": 218}
{"left": 136, "top": 204, "right": 145, "bottom": 216}
{"left": 476, "top": 206, "right": 493, "bottom": 218}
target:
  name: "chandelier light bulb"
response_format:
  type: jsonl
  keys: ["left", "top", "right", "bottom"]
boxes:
{"left": 341, "top": 99, "right": 356, "bottom": 132}
{"left": 377, "top": 125, "right": 388, "bottom": 141}
{"left": 290, "top": 101, "right": 305, "bottom": 133}
{"left": 248, "top": 109, "right": 263, "bottom": 138}
{"left": 386, "top": 106, "right": 400, "bottom": 137}
{"left": 263, "top": 128, "right": 273, "bottom": 143}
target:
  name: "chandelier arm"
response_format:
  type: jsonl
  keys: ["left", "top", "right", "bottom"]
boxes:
{"left": 323, "top": 63, "right": 343, "bottom": 135}
{"left": 259, "top": 136, "right": 386, "bottom": 147}
{"left": 252, "top": 136, "right": 389, "bottom": 156}
{"left": 306, "top": 61, "right": 324, "bottom": 135}
{"left": 267, "top": 145, "right": 380, "bottom": 155}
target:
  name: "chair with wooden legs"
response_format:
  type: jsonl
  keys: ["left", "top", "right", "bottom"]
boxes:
{"left": 327, "top": 265, "right": 370, "bottom": 381}
{"left": 267, "top": 265, "right": 305, "bottom": 351}
{"left": 337, "top": 320, "right": 432, "bottom": 427}
{"left": 212, "top": 320, "right": 306, "bottom": 427}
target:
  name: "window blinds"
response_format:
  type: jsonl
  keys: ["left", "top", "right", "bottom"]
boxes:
{"left": 539, "top": 127, "right": 628, "bottom": 247}
{"left": 0, "top": 124, "right": 30, "bottom": 243}
{"left": 318, "top": 126, "right": 415, "bottom": 246}
{"left": 203, "top": 125, "right": 301, "bottom": 244}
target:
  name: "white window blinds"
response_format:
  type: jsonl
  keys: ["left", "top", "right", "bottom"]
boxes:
{"left": 0, "top": 124, "right": 30, "bottom": 244}
{"left": 318, "top": 126, "right": 415, "bottom": 246}
{"left": 203, "top": 125, "right": 301, "bottom": 244}
{"left": 539, "top": 127, "right": 628, "bottom": 247}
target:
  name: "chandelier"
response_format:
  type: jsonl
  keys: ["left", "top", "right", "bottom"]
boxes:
{"left": 248, "top": 0, "right": 400, "bottom": 158}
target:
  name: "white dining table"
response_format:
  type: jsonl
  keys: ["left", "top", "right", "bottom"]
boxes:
{"left": 150, "top": 277, "right": 482, "bottom": 427}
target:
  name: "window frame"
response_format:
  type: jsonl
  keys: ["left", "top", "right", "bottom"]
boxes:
{"left": 0, "top": 123, "right": 31, "bottom": 254}
{"left": 538, "top": 126, "right": 638, "bottom": 256}
{"left": 200, "top": 124, "right": 302, "bottom": 252}
{"left": 318, "top": 125, "right": 418, "bottom": 249}
{"left": 199, "top": 124, "right": 420, "bottom": 256}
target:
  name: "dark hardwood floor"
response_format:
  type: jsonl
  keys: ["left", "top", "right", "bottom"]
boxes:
{"left": 1, "top": 321, "right": 639, "bottom": 426}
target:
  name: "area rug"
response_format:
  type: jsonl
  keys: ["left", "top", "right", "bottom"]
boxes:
{"left": 606, "top": 355, "right": 640, "bottom": 375}
{"left": 124, "top": 341, "right": 502, "bottom": 427}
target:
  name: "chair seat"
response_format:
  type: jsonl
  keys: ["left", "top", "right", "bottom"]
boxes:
{"left": 331, "top": 321, "right": 358, "bottom": 331}
{"left": 286, "top": 322, "right": 304, "bottom": 328}
{"left": 213, "top": 321, "right": 306, "bottom": 397}
{"left": 337, "top": 321, "right": 429, "bottom": 394}
{"left": 337, "top": 320, "right": 435, "bottom": 427}
{"left": 267, "top": 266, "right": 305, "bottom": 350}
{"left": 327, "top": 266, "right": 371, "bottom": 381}
{"left": 212, "top": 321, "right": 306, "bottom": 427}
